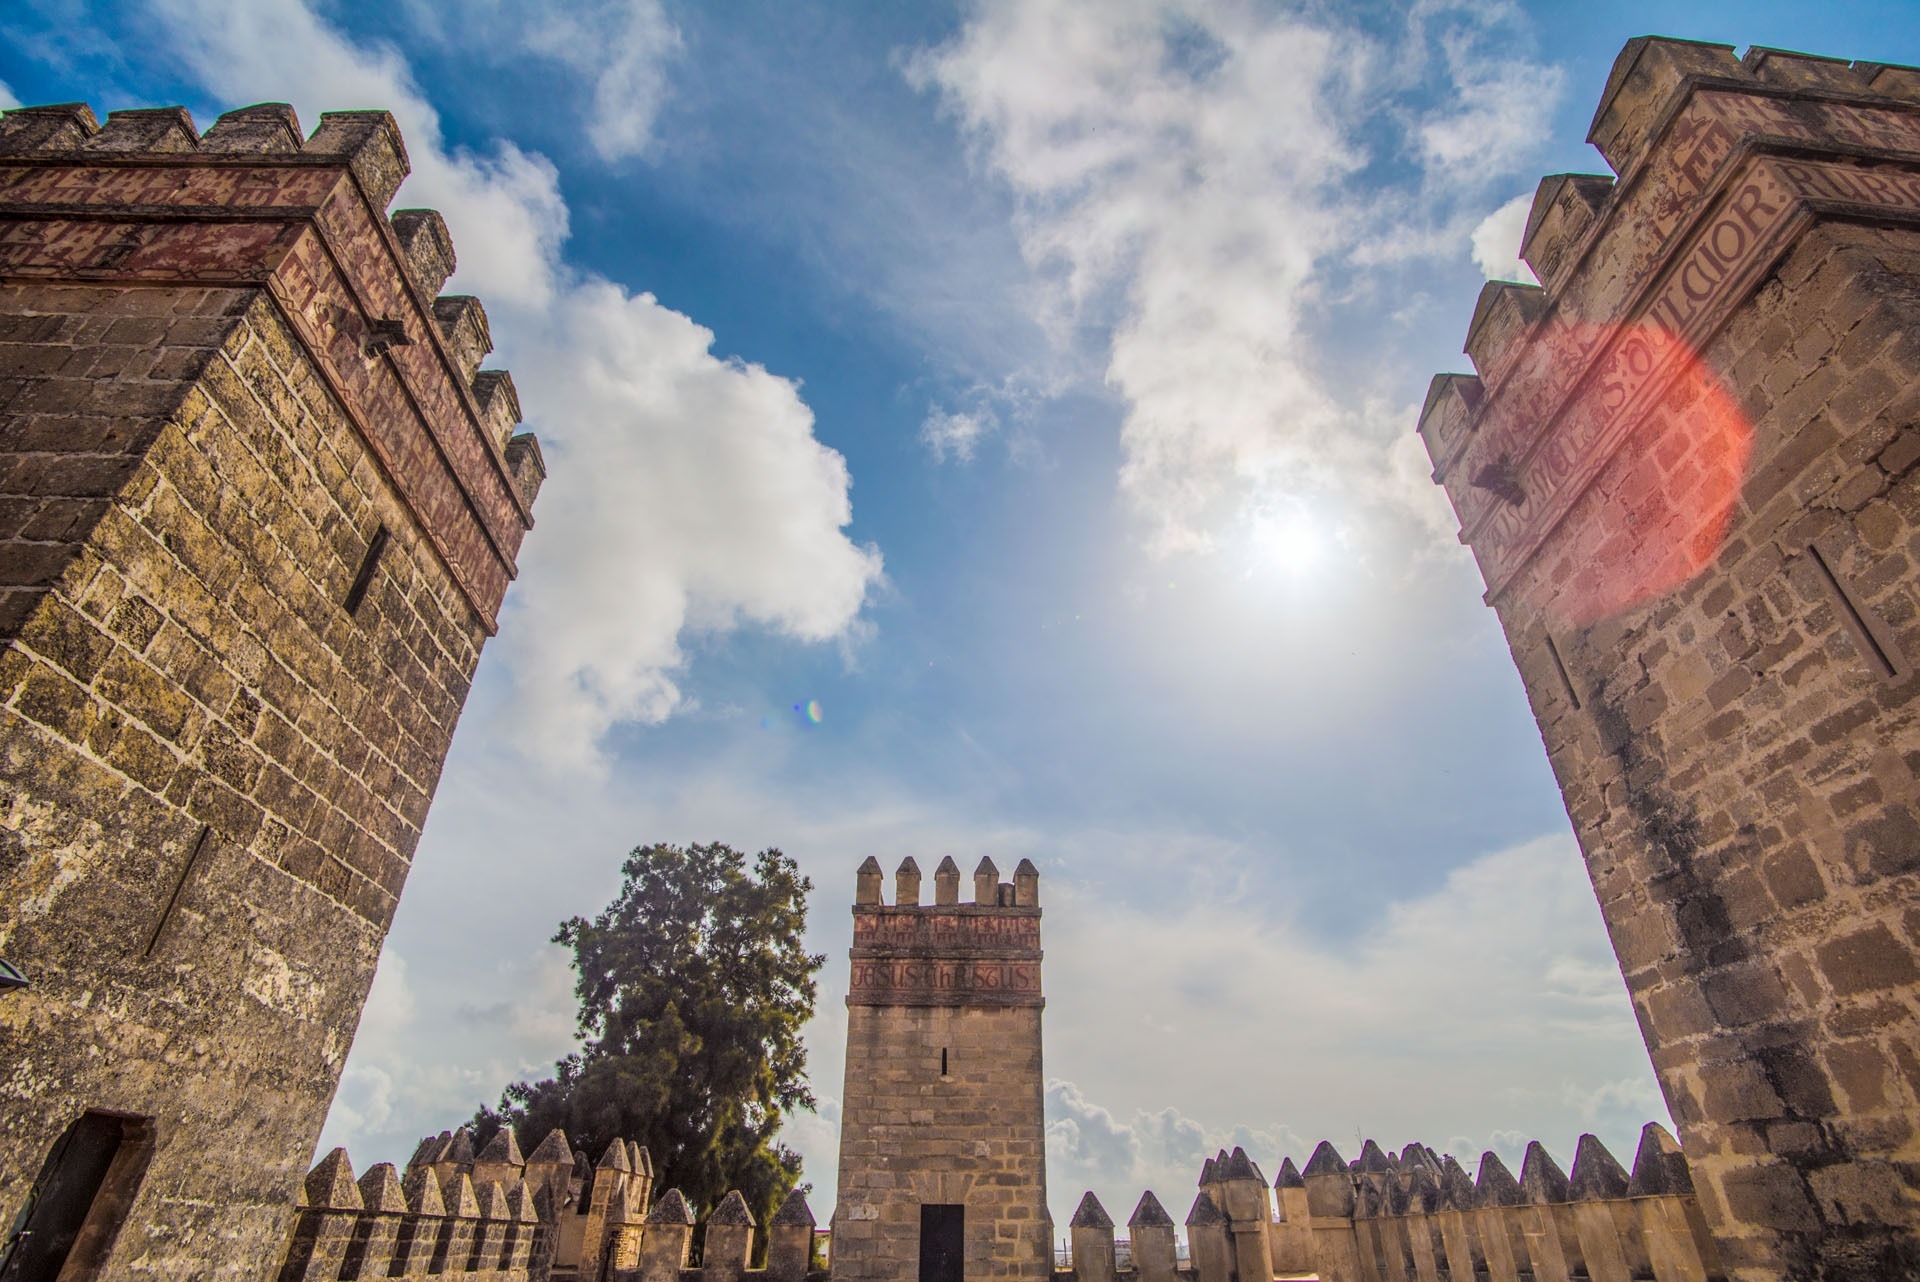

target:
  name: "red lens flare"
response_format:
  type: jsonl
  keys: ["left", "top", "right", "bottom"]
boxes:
{"left": 1536, "top": 323, "right": 1753, "bottom": 629}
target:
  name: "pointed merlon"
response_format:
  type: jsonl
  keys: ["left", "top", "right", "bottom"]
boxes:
{"left": 1438, "top": 1156, "right": 1475, "bottom": 1212}
{"left": 897, "top": 856, "right": 921, "bottom": 874}
{"left": 1197, "top": 1156, "right": 1217, "bottom": 1186}
{"left": 934, "top": 856, "right": 961, "bottom": 905}
{"left": 1274, "top": 1157, "right": 1304, "bottom": 1190}
{"left": 477, "top": 1127, "right": 523, "bottom": 1165}
{"left": 443, "top": 1172, "right": 482, "bottom": 1219}
{"left": 306, "top": 1148, "right": 363, "bottom": 1211}
{"left": 599, "top": 1140, "right": 631, "bottom": 1172}
{"left": 445, "top": 1129, "right": 476, "bottom": 1165}
{"left": 648, "top": 1188, "right": 697, "bottom": 1225}
{"left": 404, "top": 1164, "right": 446, "bottom": 1217}
{"left": 527, "top": 1129, "right": 571, "bottom": 1164}
{"left": 772, "top": 1188, "right": 816, "bottom": 1227}
{"left": 709, "top": 1189, "right": 756, "bottom": 1225}
{"left": 627, "top": 1141, "right": 645, "bottom": 1175}
{"left": 1569, "top": 1133, "right": 1631, "bottom": 1200}
{"left": 1519, "top": 1142, "right": 1570, "bottom": 1204}
{"left": 973, "top": 856, "right": 999, "bottom": 903}
{"left": 1302, "top": 1141, "right": 1348, "bottom": 1179}
{"left": 1404, "top": 1161, "right": 1441, "bottom": 1213}
{"left": 1070, "top": 1191, "right": 1113, "bottom": 1229}
{"left": 358, "top": 1163, "right": 408, "bottom": 1214}
{"left": 637, "top": 1145, "right": 655, "bottom": 1178}
{"left": 1013, "top": 858, "right": 1039, "bottom": 905}
{"left": 1627, "top": 1121, "right": 1693, "bottom": 1196}
{"left": 1184, "top": 1191, "right": 1225, "bottom": 1226}
{"left": 1357, "top": 1139, "right": 1390, "bottom": 1173}
{"left": 1354, "top": 1178, "right": 1384, "bottom": 1220}
{"left": 409, "top": 1132, "right": 449, "bottom": 1169}
{"left": 896, "top": 857, "right": 922, "bottom": 906}
{"left": 510, "top": 1181, "right": 539, "bottom": 1223}
{"left": 1474, "top": 1152, "right": 1524, "bottom": 1208}
{"left": 1128, "top": 1191, "right": 1173, "bottom": 1227}
{"left": 1224, "top": 1146, "right": 1263, "bottom": 1183}
{"left": 476, "top": 1181, "right": 511, "bottom": 1219}
{"left": 856, "top": 856, "right": 885, "bottom": 905}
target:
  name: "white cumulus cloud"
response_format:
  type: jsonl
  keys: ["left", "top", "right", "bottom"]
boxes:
{"left": 149, "top": 0, "right": 882, "bottom": 766}
{"left": 911, "top": 0, "right": 1562, "bottom": 555}
{"left": 1470, "top": 192, "right": 1542, "bottom": 284}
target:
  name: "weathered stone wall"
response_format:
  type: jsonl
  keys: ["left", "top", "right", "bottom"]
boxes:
{"left": 0, "top": 101, "right": 541, "bottom": 1280}
{"left": 832, "top": 858, "right": 1050, "bottom": 1282}
{"left": 1420, "top": 40, "right": 1920, "bottom": 1281}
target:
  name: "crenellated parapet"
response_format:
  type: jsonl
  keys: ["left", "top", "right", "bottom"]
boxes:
{"left": 848, "top": 856, "right": 1042, "bottom": 1008}
{"left": 276, "top": 1134, "right": 820, "bottom": 1282}
{"left": 1059, "top": 1125, "right": 1716, "bottom": 1282}
{"left": 0, "top": 99, "right": 543, "bottom": 631}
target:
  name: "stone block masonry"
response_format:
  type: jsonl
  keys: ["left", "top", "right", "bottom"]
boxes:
{"left": 0, "top": 101, "right": 543, "bottom": 1280}
{"left": 833, "top": 856, "right": 1050, "bottom": 1282}
{"left": 1420, "top": 38, "right": 1920, "bottom": 1282}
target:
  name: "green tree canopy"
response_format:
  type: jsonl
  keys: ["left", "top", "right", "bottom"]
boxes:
{"left": 474, "top": 842, "right": 823, "bottom": 1225}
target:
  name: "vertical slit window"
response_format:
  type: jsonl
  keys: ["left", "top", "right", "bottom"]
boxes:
{"left": 1807, "top": 542, "right": 1907, "bottom": 682}
{"left": 1544, "top": 633, "right": 1581, "bottom": 709}
{"left": 343, "top": 524, "right": 389, "bottom": 617}
{"left": 145, "top": 826, "right": 211, "bottom": 958}
{"left": 940, "top": 1048, "right": 948, "bottom": 1077}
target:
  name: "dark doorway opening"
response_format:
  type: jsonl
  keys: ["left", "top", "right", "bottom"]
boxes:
{"left": 919, "top": 1204, "right": 964, "bottom": 1282}
{"left": 0, "top": 1111, "right": 156, "bottom": 1282}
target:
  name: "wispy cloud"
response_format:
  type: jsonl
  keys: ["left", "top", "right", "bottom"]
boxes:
{"left": 911, "top": 0, "right": 1561, "bottom": 556}
{"left": 149, "top": 0, "right": 881, "bottom": 766}
{"left": 0, "top": 80, "right": 19, "bottom": 111}
{"left": 921, "top": 406, "right": 996, "bottom": 463}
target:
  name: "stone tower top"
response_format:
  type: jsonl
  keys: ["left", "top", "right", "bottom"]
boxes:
{"left": 847, "top": 855, "right": 1042, "bottom": 1008}
{"left": 0, "top": 99, "right": 544, "bottom": 632}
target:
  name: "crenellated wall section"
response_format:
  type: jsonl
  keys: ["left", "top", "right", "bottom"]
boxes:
{"left": 275, "top": 1129, "right": 822, "bottom": 1282}
{"left": 1056, "top": 1126, "right": 1719, "bottom": 1282}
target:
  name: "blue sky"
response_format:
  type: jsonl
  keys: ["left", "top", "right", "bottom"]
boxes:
{"left": 7, "top": 0, "right": 1919, "bottom": 1233}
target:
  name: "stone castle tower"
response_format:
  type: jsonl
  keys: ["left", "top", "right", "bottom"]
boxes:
{"left": 833, "top": 856, "right": 1049, "bottom": 1282}
{"left": 1421, "top": 40, "right": 1920, "bottom": 1281}
{"left": 0, "top": 102, "right": 542, "bottom": 1279}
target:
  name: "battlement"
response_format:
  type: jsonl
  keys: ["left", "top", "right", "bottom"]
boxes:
{"left": 277, "top": 1133, "right": 820, "bottom": 1282}
{"left": 1417, "top": 39, "right": 1920, "bottom": 615}
{"left": 0, "top": 98, "right": 543, "bottom": 629}
{"left": 1059, "top": 1126, "right": 1716, "bottom": 1282}
{"left": 854, "top": 855, "right": 1040, "bottom": 910}
{"left": 848, "top": 857, "right": 1042, "bottom": 1009}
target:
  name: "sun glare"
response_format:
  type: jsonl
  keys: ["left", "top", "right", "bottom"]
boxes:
{"left": 1247, "top": 510, "right": 1326, "bottom": 577}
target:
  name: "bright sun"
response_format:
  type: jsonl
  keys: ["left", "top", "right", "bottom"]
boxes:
{"left": 1247, "top": 510, "right": 1325, "bottom": 576}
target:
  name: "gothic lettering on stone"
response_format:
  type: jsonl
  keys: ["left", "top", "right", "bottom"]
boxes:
{"left": 852, "top": 911, "right": 1041, "bottom": 954}
{"left": 847, "top": 956, "right": 1043, "bottom": 1006}
{"left": 1466, "top": 161, "right": 1797, "bottom": 597}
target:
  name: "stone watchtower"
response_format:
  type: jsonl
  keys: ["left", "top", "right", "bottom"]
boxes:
{"left": 1420, "top": 40, "right": 1920, "bottom": 1281}
{"left": 0, "top": 103, "right": 542, "bottom": 1279}
{"left": 833, "top": 856, "right": 1049, "bottom": 1282}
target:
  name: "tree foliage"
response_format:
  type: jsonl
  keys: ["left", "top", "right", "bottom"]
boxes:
{"left": 474, "top": 842, "right": 823, "bottom": 1225}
